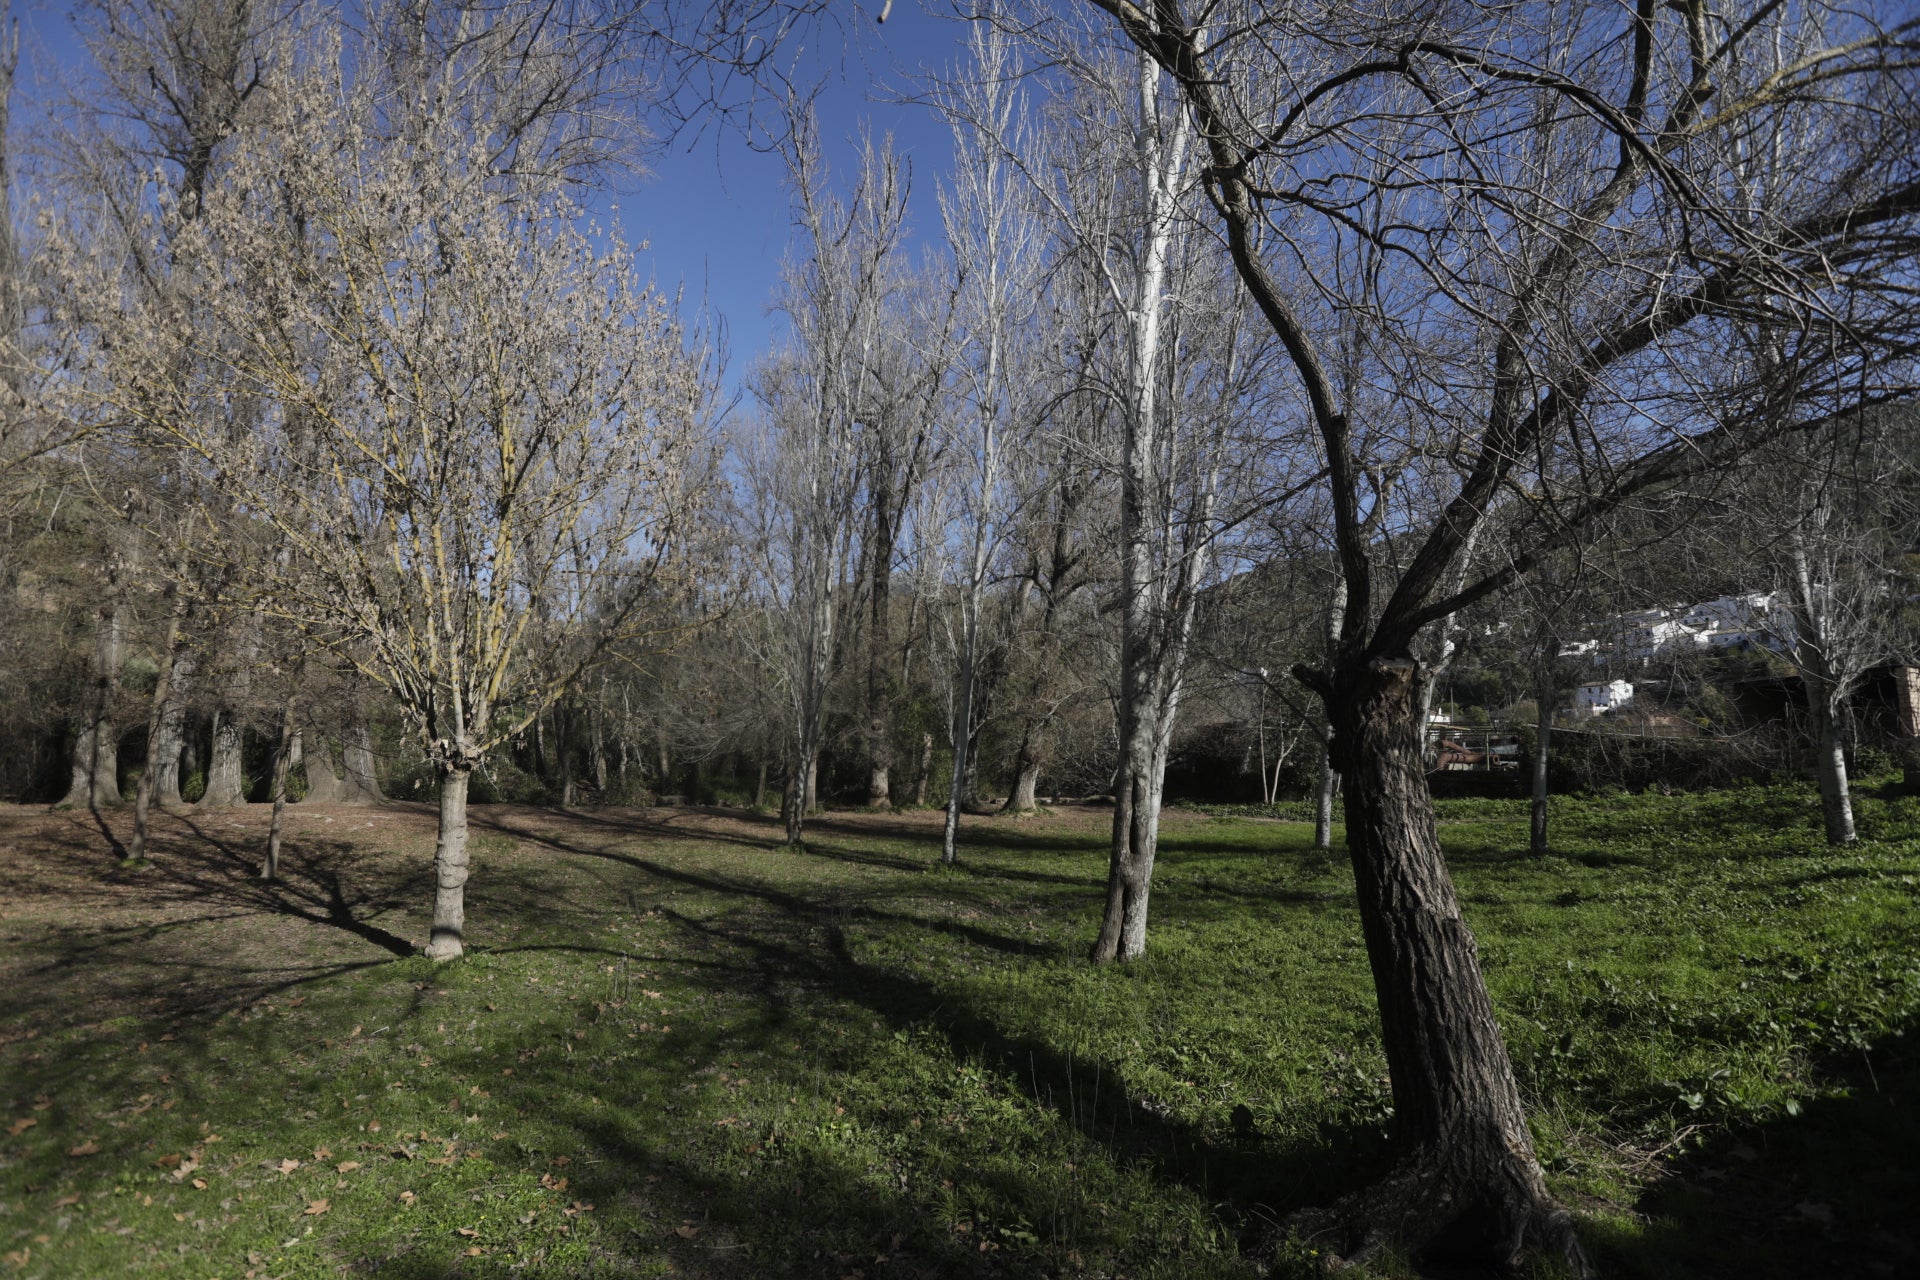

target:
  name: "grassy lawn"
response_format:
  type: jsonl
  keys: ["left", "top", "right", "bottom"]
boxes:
{"left": 0, "top": 786, "right": 1915, "bottom": 1279}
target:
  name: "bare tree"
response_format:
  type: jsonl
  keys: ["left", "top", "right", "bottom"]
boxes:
{"left": 1745, "top": 412, "right": 1919, "bottom": 843}
{"left": 933, "top": 25, "right": 1041, "bottom": 862}
{"left": 1073, "top": 0, "right": 1920, "bottom": 1266}
{"left": 53, "top": 24, "right": 711, "bottom": 958}
{"left": 750, "top": 118, "right": 913, "bottom": 845}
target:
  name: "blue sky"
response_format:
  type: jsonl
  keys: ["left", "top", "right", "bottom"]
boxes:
{"left": 10, "top": 1, "right": 970, "bottom": 393}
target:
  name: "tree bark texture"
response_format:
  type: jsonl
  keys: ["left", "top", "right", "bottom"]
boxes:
{"left": 1313, "top": 736, "right": 1338, "bottom": 851}
{"left": 306, "top": 730, "right": 385, "bottom": 804}
{"left": 425, "top": 765, "right": 473, "bottom": 960}
{"left": 1003, "top": 742, "right": 1039, "bottom": 814}
{"left": 781, "top": 757, "right": 803, "bottom": 845}
{"left": 59, "top": 601, "right": 127, "bottom": 810}
{"left": 914, "top": 731, "right": 933, "bottom": 807}
{"left": 150, "top": 646, "right": 196, "bottom": 806}
{"left": 132, "top": 593, "right": 190, "bottom": 859}
{"left": 1323, "top": 657, "right": 1576, "bottom": 1266}
{"left": 1806, "top": 693, "right": 1857, "bottom": 845}
{"left": 197, "top": 710, "right": 247, "bottom": 808}
{"left": 1090, "top": 741, "right": 1166, "bottom": 963}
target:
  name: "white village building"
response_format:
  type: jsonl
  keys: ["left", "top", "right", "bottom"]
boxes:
{"left": 1575, "top": 679, "right": 1635, "bottom": 716}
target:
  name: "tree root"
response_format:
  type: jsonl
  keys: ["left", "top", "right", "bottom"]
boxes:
{"left": 1276, "top": 1154, "right": 1589, "bottom": 1278}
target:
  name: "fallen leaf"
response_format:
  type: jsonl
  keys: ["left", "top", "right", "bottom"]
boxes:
{"left": 674, "top": 1224, "right": 699, "bottom": 1239}
{"left": 275, "top": 1158, "right": 301, "bottom": 1174}
{"left": 392, "top": 1147, "right": 414, "bottom": 1161}
{"left": 190, "top": 1179, "right": 207, "bottom": 1190}
{"left": 398, "top": 1191, "right": 416, "bottom": 1205}
{"left": 155, "top": 1154, "right": 182, "bottom": 1169}
{"left": 32, "top": 1098, "right": 52, "bottom": 1111}
{"left": 312, "top": 1146, "right": 333, "bottom": 1160}
{"left": 465, "top": 1246, "right": 482, "bottom": 1257}
{"left": 304, "top": 1199, "right": 329, "bottom": 1216}
{"left": 456, "top": 1227, "right": 480, "bottom": 1238}
{"left": 335, "top": 1161, "right": 362, "bottom": 1173}
{"left": 67, "top": 1141, "right": 100, "bottom": 1157}
{"left": 53, "top": 1195, "right": 81, "bottom": 1208}
{"left": 6, "top": 1118, "right": 34, "bottom": 1136}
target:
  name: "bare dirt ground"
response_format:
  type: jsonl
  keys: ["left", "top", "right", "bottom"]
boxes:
{"left": 0, "top": 800, "right": 1133, "bottom": 1048}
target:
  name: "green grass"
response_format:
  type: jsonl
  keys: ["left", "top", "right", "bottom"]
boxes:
{"left": 0, "top": 784, "right": 1916, "bottom": 1278}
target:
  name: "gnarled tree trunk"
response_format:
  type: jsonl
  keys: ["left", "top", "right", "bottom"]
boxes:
{"left": 305, "top": 728, "right": 385, "bottom": 804}
{"left": 1002, "top": 739, "right": 1039, "bottom": 814}
{"left": 197, "top": 711, "right": 247, "bottom": 809}
{"left": 150, "top": 646, "right": 195, "bottom": 806}
{"left": 59, "top": 601, "right": 127, "bottom": 810}
{"left": 1318, "top": 656, "right": 1579, "bottom": 1268}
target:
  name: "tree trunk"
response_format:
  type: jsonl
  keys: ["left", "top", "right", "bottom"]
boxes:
{"left": 1090, "top": 744, "right": 1165, "bottom": 963}
{"left": 865, "top": 483, "right": 896, "bottom": 808}
{"left": 914, "top": 731, "right": 933, "bottom": 807}
{"left": 151, "top": 645, "right": 195, "bottom": 807}
{"left": 804, "top": 749, "right": 819, "bottom": 812}
{"left": 1530, "top": 666, "right": 1554, "bottom": 855}
{"left": 782, "top": 756, "right": 803, "bottom": 845}
{"left": 263, "top": 690, "right": 299, "bottom": 881}
{"left": 1807, "top": 692, "right": 1856, "bottom": 845}
{"left": 1313, "top": 574, "right": 1347, "bottom": 850}
{"left": 942, "top": 650, "right": 979, "bottom": 865}
{"left": 753, "top": 756, "right": 768, "bottom": 809}
{"left": 1320, "top": 656, "right": 1578, "bottom": 1267}
{"left": 61, "top": 723, "right": 122, "bottom": 810}
{"left": 304, "top": 728, "right": 383, "bottom": 804}
{"left": 131, "top": 592, "right": 190, "bottom": 860}
{"left": 59, "top": 601, "right": 126, "bottom": 810}
{"left": 1313, "top": 735, "right": 1338, "bottom": 851}
{"left": 425, "top": 765, "right": 473, "bottom": 960}
{"left": 1002, "top": 739, "right": 1039, "bottom": 814}
{"left": 343, "top": 727, "right": 384, "bottom": 802}
{"left": 197, "top": 710, "right": 247, "bottom": 808}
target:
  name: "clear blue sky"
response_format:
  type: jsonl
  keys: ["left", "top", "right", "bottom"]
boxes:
{"left": 10, "top": 1, "right": 970, "bottom": 394}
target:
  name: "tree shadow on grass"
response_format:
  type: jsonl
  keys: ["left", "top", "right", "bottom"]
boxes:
{"left": 527, "top": 835, "right": 1385, "bottom": 1249}
{"left": 1598, "top": 1027, "right": 1920, "bottom": 1279}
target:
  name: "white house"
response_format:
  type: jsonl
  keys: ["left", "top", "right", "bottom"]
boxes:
{"left": 1575, "top": 679, "right": 1634, "bottom": 716}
